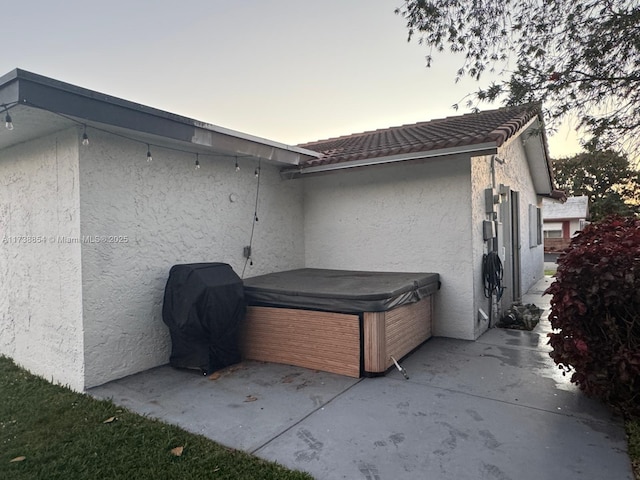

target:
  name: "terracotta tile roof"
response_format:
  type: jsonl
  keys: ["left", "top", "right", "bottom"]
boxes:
{"left": 297, "top": 103, "right": 542, "bottom": 168}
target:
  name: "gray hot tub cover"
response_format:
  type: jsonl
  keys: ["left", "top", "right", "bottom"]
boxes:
{"left": 243, "top": 268, "right": 439, "bottom": 313}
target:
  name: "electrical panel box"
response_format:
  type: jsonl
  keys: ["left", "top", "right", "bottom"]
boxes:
{"left": 485, "top": 188, "right": 495, "bottom": 214}
{"left": 483, "top": 220, "right": 496, "bottom": 240}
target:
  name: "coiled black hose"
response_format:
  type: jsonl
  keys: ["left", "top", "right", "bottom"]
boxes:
{"left": 483, "top": 251, "right": 505, "bottom": 300}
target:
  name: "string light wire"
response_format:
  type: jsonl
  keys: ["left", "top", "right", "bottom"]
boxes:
{"left": 7, "top": 99, "right": 270, "bottom": 275}
{"left": 1, "top": 102, "right": 17, "bottom": 130}
{"left": 242, "top": 159, "right": 262, "bottom": 278}
{"left": 12, "top": 99, "right": 256, "bottom": 167}
{"left": 4, "top": 111, "right": 13, "bottom": 130}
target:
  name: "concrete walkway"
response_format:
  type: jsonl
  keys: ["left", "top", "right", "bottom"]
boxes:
{"left": 89, "top": 277, "right": 634, "bottom": 479}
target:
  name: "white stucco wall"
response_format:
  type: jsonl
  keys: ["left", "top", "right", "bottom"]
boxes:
{"left": 495, "top": 137, "right": 545, "bottom": 294}
{"left": 304, "top": 138, "right": 545, "bottom": 341}
{"left": 469, "top": 143, "right": 544, "bottom": 338}
{"left": 0, "top": 129, "right": 84, "bottom": 390}
{"left": 569, "top": 219, "right": 583, "bottom": 236}
{"left": 78, "top": 130, "right": 305, "bottom": 388}
{"left": 469, "top": 154, "right": 494, "bottom": 338}
{"left": 0, "top": 123, "right": 548, "bottom": 389}
{"left": 469, "top": 139, "right": 544, "bottom": 339}
{"left": 302, "top": 155, "right": 477, "bottom": 340}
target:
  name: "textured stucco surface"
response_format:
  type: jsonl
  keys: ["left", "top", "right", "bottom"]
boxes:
{"left": 303, "top": 156, "right": 476, "bottom": 340}
{"left": 469, "top": 141, "right": 544, "bottom": 339}
{"left": 1, "top": 122, "right": 546, "bottom": 388}
{"left": 495, "top": 137, "right": 545, "bottom": 293}
{"left": 304, "top": 139, "right": 544, "bottom": 341}
{"left": 0, "top": 129, "right": 84, "bottom": 390}
{"left": 469, "top": 154, "right": 494, "bottom": 338}
{"left": 78, "top": 130, "right": 304, "bottom": 388}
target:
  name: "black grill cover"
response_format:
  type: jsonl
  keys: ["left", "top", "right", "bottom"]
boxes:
{"left": 162, "top": 263, "right": 245, "bottom": 374}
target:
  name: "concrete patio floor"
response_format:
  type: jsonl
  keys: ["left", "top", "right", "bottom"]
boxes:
{"left": 89, "top": 277, "right": 634, "bottom": 479}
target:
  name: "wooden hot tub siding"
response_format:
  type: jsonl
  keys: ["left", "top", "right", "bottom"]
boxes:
{"left": 240, "top": 295, "right": 433, "bottom": 377}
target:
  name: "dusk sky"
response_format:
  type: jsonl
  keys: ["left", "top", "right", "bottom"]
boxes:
{"left": 3, "top": 0, "right": 582, "bottom": 156}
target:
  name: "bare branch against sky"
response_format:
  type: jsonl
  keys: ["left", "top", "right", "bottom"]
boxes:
{"left": 1, "top": 0, "right": 580, "bottom": 155}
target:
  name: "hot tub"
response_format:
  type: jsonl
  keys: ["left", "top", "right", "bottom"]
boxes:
{"left": 240, "top": 268, "right": 440, "bottom": 377}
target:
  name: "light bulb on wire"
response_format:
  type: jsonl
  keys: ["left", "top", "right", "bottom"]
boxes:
{"left": 5, "top": 111, "right": 13, "bottom": 130}
{"left": 82, "top": 125, "right": 89, "bottom": 146}
{"left": 7, "top": 103, "right": 290, "bottom": 180}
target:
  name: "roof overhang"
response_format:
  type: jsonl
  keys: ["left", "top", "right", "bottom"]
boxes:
{"left": 517, "top": 115, "right": 559, "bottom": 198}
{"left": 0, "top": 69, "right": 319, "bottom": 166}
{"left": 281, "top": 142, "right": 498, "bottom": 179}
{"left": 286, "top": 104, "right": 563, "bottom": 201}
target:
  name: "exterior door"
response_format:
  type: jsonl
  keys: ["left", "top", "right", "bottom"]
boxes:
{"left": 499, "top": 188, "right": 522, "bottom": 311}
{"left": 510, "top": 191, "right": 521, "bottom": 302}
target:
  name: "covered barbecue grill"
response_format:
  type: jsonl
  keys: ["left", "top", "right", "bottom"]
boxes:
{"left": 162, "top": 263, "right": 245, "bottom": 374}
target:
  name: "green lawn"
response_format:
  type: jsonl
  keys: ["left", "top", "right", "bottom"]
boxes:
{"left": 0, "top": 356, "right": 312, "bottom": 480}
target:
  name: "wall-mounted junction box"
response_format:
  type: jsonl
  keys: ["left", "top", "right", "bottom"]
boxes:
{"left": 483, "top": 220, "right": 496, "bottom": 240}
{"left": 485, "top": 188, "right": 495, "bottom": 214}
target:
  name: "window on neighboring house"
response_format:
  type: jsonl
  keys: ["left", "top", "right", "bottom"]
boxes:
{"left": 544, "top": 230, "right": 563, "bottom": 238}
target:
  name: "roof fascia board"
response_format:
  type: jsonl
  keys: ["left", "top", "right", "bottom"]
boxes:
{"left": 0, "top": 70, "right": 19, "bottom": 107}
{"left": 282, "top": 142, "right": 498, "bottom": 178}
{"left": 191, "top": 127, "right": 319, "bottom": 164}
{"left": 519, "top": 116, "right": 554, "bottom": 195}
{"left": 18, "top": 75, "right": 197, "bottom": 141}
{"left": 0, "top": 69, "right": 19, "bottom": 84}
{"left": 4, "top": 69, "right": 317, "bottom": 165}
{"left": 192, "top": 120, "right": 319, "bottom": 159}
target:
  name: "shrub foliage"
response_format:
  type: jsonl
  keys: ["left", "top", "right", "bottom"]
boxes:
{"left": 546, "top": 216, "right": 640, "bottom": 416}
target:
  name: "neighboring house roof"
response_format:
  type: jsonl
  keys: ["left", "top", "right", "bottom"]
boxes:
{"left": 543, "top": 196, "right": 589, "bottom": 221}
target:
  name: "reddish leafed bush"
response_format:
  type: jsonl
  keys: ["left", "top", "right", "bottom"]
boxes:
{"left": 546, "top": 215, "right": 640, "bottom": 416}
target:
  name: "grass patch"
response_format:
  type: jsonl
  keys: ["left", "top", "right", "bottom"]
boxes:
{"left": 544, "top": 269, "right": 556, "bottom": 276}
{"left": 0, "top": 356, "right": 312, "bottom": 480}
{"left": 627, "top": 416, "right": 640, "bottom": 480}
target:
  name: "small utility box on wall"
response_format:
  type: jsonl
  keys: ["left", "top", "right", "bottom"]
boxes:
{"left": 485, "top": 188, "right": 497, "bottom": 214}
{"left": 483, "top": 220, "right": 496, "bottom": 241}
